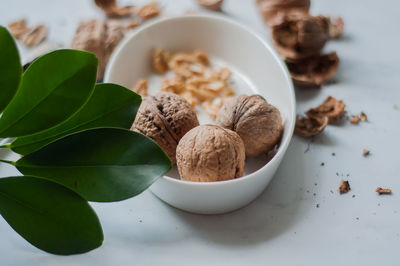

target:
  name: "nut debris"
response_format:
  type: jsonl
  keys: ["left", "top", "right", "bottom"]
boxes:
{"left": 362, "top": 149, "right": 370, "bottom": 157}
{"left": 8, "top": 19, "right": 47, "bottom": 47}
{"left": 135, "top": 2, "right": 160, "bottom": 19}
{"left": 295, "top": 115, "right": 328, "bottom": 137}
{"left": 94, "top": 0, "right": 135, "bottom": 17}
{"left": 132, "top": 79, "right": 148, "bottom": 97}
{"left": 376, "top": 187, "right": 392, "bottom": 195}
{"left": 256, "top": 0, "right": 310, "bottom": 27}
{"left": 196, "top": 0, "right": 224, "bottom": 11}
{"left": 328, "top": 17, "right": 344, "bottom": 39}
{"left": 285, "top": 52, "right": 340, "bottom": 88}
{"left": 306, "top": 96, "right": 345, "bottom": 124}
{"left": 338, "top": 179, "right": 351, "bottom": 194}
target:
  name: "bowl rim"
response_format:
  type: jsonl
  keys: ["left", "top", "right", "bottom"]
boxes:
{"left": 105, "top": 13, "right": 296, "bottom": 187}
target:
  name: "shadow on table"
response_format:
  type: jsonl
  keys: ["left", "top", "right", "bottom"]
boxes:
{"left": 165, "top": 139, "right": 309, "bottom": 246}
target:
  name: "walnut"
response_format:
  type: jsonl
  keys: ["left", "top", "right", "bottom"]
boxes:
{"left": 272, "top": 14, "right": 329, "bottom": 59}
{"left": 256, "top": 0, "right": 310, "bottom": 26}
{"left": 285, "top": 52, "right": 339, "bottom": 88}
{"left": 216, "top": 95, "right": 283, "bottom": 157}
{"left": 306, "top": 96, "right": 345, "bottom": 124}
{"left": 176, "top": 125, "right": 245, "bottom": 182}
{"left": 132, "top": 79, "right": 148, "bottom": 96}
{"left": 295, "top": 115, "right": 328, "bottom": 137}
{"left": 94, "top": 0, "right": 134, "bottom": 17}
{"left": 132, "top": 92, "right": 199, "bottom": 164}
{"left": 196, "top": 0, "right": 224, "bottom": 11}
{"left": 71, "top": 19, "right": 125, "bottom": 81}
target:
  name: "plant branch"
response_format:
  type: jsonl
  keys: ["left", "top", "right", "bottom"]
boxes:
{"left": 0, "top": 143, "right": 11, "bottom": 149}
{"left": 0, "top": 159, "right": 15, "bottom": 166}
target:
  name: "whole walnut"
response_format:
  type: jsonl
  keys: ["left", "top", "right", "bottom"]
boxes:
{"left": 132, "top": 92, "right": 199, "bottom": 164}
{"left": 216, "top": 95, "right": 283, "bottom": 157}
{"left": 176, "top": 125, "right": 245, "bottom": 182}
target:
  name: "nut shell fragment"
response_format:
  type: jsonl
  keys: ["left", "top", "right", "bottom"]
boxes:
{"left": 285, "top": 52, "right": 339, "bottom": 88}
{"left": 338, "top": 180, "right": 351, "bottom": 194}
{"left": 256, "top": 0, "right": 310, "bottom": 26}
{"left": 176, "top": 125, "right": 245, "bottom": 182}
{"left": 306, "top": 96, "right": 345, "bottom": 124}
{"left": 94, "top": 0, "right": 134, "bottom": 17}
{"left": 272, "top": 15, "right": 329, "bottom": 59}
{"left": 196, "top": 0, "right": 224, "bottom": 11}
{"left": 328, "top": 17, "right": 344, "bottom": 39}
{"left": 132, "top": 92, "right": 199, "bottom": 163}
{"left": 295, "top": 115, "right": 328, "bottom": 137}
{"left": 216, "top": 95, "right": 283, "bottom": 157}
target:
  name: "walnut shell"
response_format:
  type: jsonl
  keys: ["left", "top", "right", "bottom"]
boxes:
{"left": 295, "top": 115, "right": 328, "bottom": 137}
{"left": 272, "top": 14, "right": 330, "bottom": 60}
{"left": 197, "top": 0, "right": 224, "bottom": 11}
{"left": 132, "top": 92, "right": 199, "bottom": 164}
{"left": 285, "top": 52, "right": 339, "bottom": 88}
{"left": 216, "top": 95, "right": 283, "bottom": 157}
{"left": 257, "top": 0, "right": 310, "bottom": 27}
{"left": 176, "top": 125, "right": 245, "bottom": 182}
{"left": 306, "top": 96, "right": 345, "bottom": 124}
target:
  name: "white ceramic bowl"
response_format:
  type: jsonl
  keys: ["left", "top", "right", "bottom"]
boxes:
{"left": 105, "top": 14, "right": 296, "bottom": 214}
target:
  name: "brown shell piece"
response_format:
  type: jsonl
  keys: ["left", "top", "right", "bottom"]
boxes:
{"left": 295, "top": 115, "right": 328, "bottom": 137}
{"left": 328, "top": 17, "right": 344, "bottom": 39}
{"left": 256, "top": 0, "right": 310, "bottom": 27}
{"left": 376, "top": 187, "right": 392, "bottom": 195}
{"left": 135, "top": 2, "right": 160, "bottom": 20}
{"left": 8, "top": 19, "right": 47, "bottom": 47}
{"left": 8, "top": 19, "right": 29, "bottom": 38}
{"left": 272, "top": 15, "right": 330, "bottom": 59}
{"left": 285, "top": 52, "right": 340, "bottom": 88}
{"left": 216, "top": 95, "right": 283, "bottom": 157}
{"left": 306, "top": 96, "right": 345, "bottom": 124}
{"left": 338, "top": 180, "right": 351, "bottom": 194}
{"left": 132, "top": 92, "right": 199, "bottom": 164}
{"left": 196, "top": 0, "right": 224, "bottom": 11}
{"left": 176, "top": 125, "right": 245, "bottom": 182}
{"left": 132, "top": 79, "right": 148, "bottom": 96}
{"left": 94, "top": 0, "right": 134, "bottom": 17}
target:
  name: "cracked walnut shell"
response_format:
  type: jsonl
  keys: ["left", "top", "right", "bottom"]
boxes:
{"left": 132, "top": 92, "right": 199, "bottom": 164}
{"left": 176, "top": 125, "right": 245, "bottom": 182}
{"left": 216, "top": 95, "right": 283, "bottom": 157}
{"left": 257, "top": 0, "right": 310, "bottom": 27}
{"left": 306, "top": 96, "right": 345, "bottom": 124}
{"left": 295, "top": 115, "right": 328, "bottom": 137}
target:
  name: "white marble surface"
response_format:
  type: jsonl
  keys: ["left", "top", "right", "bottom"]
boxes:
{"left": 1, "top": 0, "right": 400, "bottom": 265}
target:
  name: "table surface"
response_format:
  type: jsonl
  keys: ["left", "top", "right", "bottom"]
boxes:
{"left": 1, "top": 0, "right": 400, "bottom": 265}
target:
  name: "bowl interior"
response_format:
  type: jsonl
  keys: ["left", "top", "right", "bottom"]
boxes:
{"left": 105, "top": 14, "right": 295, "bottom": 182}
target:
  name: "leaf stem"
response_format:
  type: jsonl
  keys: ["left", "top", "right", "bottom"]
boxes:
{"left": 0, "top": 159, "right": 15, "bottom": 166}
{"left": 0, "top": 143, "right": 11, "bottom": 149}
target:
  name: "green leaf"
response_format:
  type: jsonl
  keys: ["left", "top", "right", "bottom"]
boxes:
{"left": 11, "top": 83, "right": 141, "bottom": 155}
{"left": 0, "top": 176, "right": 103, "bottom": 255}
{"left": 16, "top": 128, "right": 172, "bottom": 202}
{"left": 0, "top": 49, "right": 98, "bottom": 138}
{"left": 0, "top": 26, "right": 22, "bottom": 113}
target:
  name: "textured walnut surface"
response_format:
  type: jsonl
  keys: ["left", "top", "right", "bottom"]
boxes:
{"left": 132, "top": 92, "right": 199, "bottom": 164}
{"left": 176, "top": 124, "right": 245, "bottom": 182}
{"left": 216, "top": 95, "right": 283, "bottom": 157}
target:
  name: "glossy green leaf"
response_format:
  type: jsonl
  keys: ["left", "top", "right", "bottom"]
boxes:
{"left": 11, "top": 83, "right": 141, "bottom": 155}
{"left": 0, "top": 26, "right": 22, "bottom": 113}
{"left": 16, "top": 128, "right": 172, "bottom": 202}
{"left": 0, "top": 49, "right": 98, "bottom": 138}
{"left": 0, "top": 176, "right": 103, "bottom": 255}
